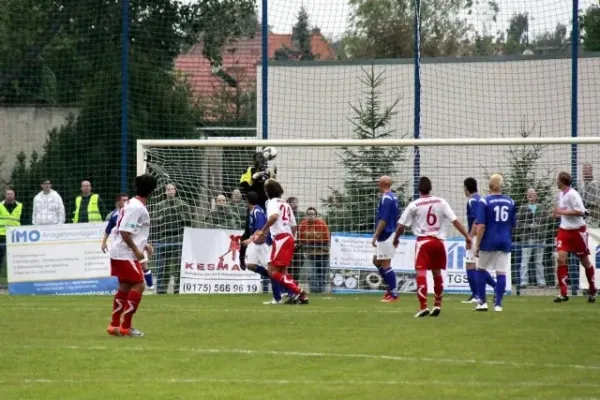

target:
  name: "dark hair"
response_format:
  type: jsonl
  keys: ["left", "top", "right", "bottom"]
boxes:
{"left": 463, "top": 177, "right": 478, "bottom": 194}
{"left": 306, "top": 207, "right": 317, "bottom": 215}
{"left": 135, "top": 174, "right": 158, "bottom": 197}
{"left": 41, "top": 178, "right": 51, "bottom": 184}
{"left": 4, "top": 186, "right": 15, "bottom": 194}
{"left": 264, "top": 179, "right": 284, "bottom": 199}
{"left": 115, "top": 192, "right": 128, "bottom": 202}
{"left": 287, "top": 196, "right": 298, "bottom": 203}
{"left": 246, "top": 191, "right": 259, "bottom": 206}
{"left": 419, "top": 176, "right": 432, "bottom": 195}
{"left": 558, "top": 172, "right": 572, "bottom": 187}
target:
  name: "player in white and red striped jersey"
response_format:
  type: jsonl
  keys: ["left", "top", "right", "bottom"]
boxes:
{"left": 393, "top": 177, "right": 472, "bottom": 317}
{"left": 107, "top": 174, "right": 157, "bottom": 337}
{"left": 552, "top": 172, "right": 597, "bottom": 303}
{"left": 255, "top": 179, "right": 308, "bottom": 304}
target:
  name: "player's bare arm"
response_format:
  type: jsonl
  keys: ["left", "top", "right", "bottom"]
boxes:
{"left": 452, "top": 220, "right": 472, "bottom": 249}
{"left": 392, "top": 224, "right": 405, "bottom": 247}
{"left": 144, "top": 242, "right": 153, "bottom": 255}
{"left": 553, "top": 207, "right": 584, "bottom": 217}
{"left": 372, "top": 220, "right": 386, "bottom": 247}
{"left": 475, "top": 224, "right": 486, "bottom": 257}
{"left": 101, "top": 232, "right": 110, "bottom": 253}
{"left": 257, "top": 214, "right": 278, "bottom": 241}
{"left": 120, "top": 231, "right": 145, "bottom": 260}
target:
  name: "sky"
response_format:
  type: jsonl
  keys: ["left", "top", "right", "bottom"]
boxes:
{"left": 258, "top": 0, "right": 597, "bottom": 40}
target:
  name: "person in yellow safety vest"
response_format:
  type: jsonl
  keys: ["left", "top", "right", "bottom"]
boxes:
{"left": 0, "top": 187, "right": 23, "bottom": 271}
{"left": 72, "top": 180, "right": 106, "bottom": 223}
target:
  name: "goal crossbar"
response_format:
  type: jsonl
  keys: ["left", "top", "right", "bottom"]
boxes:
{"left": 137, "top": 137, "right": 600, "bottom": 149}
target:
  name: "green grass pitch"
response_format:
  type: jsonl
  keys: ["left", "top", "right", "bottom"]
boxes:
{"left": 0, "top": 294, "right": 598, "bottom": 400}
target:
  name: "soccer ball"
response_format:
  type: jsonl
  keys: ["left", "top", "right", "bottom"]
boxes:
{"left": 263, "top": 146, "right": 278, "bottom": 161}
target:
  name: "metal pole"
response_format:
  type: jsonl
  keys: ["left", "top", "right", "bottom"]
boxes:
{"left": 261, "top": 0, "right": 269, "bottom": 140}
{"left": 570, "top": 0, "right": 580, "bottom": 296}
{"left": 413, "top": 0, "right": 421, "bottom": 200}
{"left": 121, "top": 0, "right": 130, "bottom": 191}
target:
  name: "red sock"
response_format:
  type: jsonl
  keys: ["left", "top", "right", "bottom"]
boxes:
{"left": 111, "top": 289, "right": 129, "bottom": 327}
{"left": 557, "top": 265, "right": 569, "bottom": 296}
{"left": 585, "top": 266, "right": 597, "bottom": 296}
{"left": 271, "top": 271, "right": 302, "bottom": 295}
{"left": 121, "top": 290, "right": 143, "bottom": 329}
{"left": 433, "top": 273, "right": 444, "bottom": 307}
{"left": 416, "top": 271, "right": 427, "bottom": 310}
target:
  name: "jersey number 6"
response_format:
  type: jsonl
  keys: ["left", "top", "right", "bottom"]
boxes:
{"left": 427, "top": 206, "right": 438, "bottom": 226}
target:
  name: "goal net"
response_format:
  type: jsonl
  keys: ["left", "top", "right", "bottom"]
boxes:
{"left": 139, "top": 137, "right": 600, "bottom": 297}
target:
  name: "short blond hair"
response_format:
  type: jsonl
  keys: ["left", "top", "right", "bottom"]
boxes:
{"left": 489, "top": 174, "right": 504, "bottom": 192}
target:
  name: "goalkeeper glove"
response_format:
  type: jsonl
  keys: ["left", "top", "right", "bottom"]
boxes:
{"left": 144, "top": 269, "right": 154, "bottom": 287}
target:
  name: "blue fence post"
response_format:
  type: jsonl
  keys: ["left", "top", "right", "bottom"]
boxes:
{"left": 413, "top": 0, "right": 421, "bottom": 201}
{"left": 570, "top": 0, "right": 580, "bottom": 296}
{"left": 261, "top": 0, "right": 269, "bottom": 140}
{"left": 120, "top": 0, "right": 130, "bottom": 192}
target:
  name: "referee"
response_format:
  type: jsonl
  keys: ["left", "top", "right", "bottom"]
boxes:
{"left": 239, "top": 151, "right": 276, "bottom": 268}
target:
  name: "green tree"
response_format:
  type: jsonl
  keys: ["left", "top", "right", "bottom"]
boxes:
{"left": 532, "top": 23, "right": 568, "bottom": 55}
{"left": 503, "top": 12, "right": 529, "bottom": 55}
{"left": 292, "top": 6, "right": 315, "bottom": 60}
{"left": 8, "top": 0, "right": 256, "bottom": 221}
{"left": 580, "top": 4, "right": 600, "bottom": 52}
{"left": 322, "top": 65, "right": 408, "bottom": 233}
{"left": 342, "top": 0, "right": 494, "bottom": 58}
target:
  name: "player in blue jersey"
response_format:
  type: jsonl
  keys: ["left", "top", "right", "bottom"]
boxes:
{"left": 101, "top": 193, "right": 153, "bottom": 288}
{"left": 242, "top": 191, "right": 285, "bottom": 304}
{"left": 462, "top": 178, "right": 496, "bottom": 304}
{"left": 372, "top": 176, "right": 400, "bottom": 302}
{"left": 474, "top": 174, "right": 516, "bottom": 312}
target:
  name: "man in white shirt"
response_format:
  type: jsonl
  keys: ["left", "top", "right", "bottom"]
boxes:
{"left": 107, "top": 174, "right": 158, "bottom": 337}
{"left": 552, "top": 172, "right": 596, "bottom": 304}
{"left": 32, "top": 179, "right": 65, "bottom": 225}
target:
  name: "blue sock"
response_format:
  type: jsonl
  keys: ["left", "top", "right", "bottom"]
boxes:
{"left": 383, "top": 268, "right": 398, "bottom": 297}
{"left": 495, "top": 275, "right": 506, "bottom": 306}
{"left": 254, "top": 265, "right": 269, "bottom": 278}
{"left": 484, "top": 270, "right": 496, "bottom": 289}
{"left": 466, "top": 269, "right": 478, "bottom": 298}
{"left": 476, "top": 270, "right": 487, "bottom": 304}
{"left": 271, "top": 279, "right": 282, "bottom": 302}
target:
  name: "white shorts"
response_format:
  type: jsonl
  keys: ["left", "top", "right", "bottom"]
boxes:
{"left": 465, "top": 239, "right": 478, "bottom": 264}
{"left": 246, "top": 242, "right": 271, "bottom": 267}
{"left": 375, "top": 236, "right": 396, "bottom": 260}
{"left": 478, "top": 251, "right": 509, "bottom": 273}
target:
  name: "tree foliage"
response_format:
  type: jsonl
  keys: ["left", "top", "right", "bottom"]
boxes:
{"left": 5, "top": 0, "right": 256, "bottom": 222}
{"left": 273, "top": 6, "right": 317, "bottom": 61}
{"left": 322, "top": 65, "right": 408, "bottom": 233}
{"left": 580, "top": 4, "right": 600, "bottom": 52}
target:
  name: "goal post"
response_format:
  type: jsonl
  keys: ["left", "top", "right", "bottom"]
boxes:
{"left": 137, "top": 137, "right": 600, "bottom": 296}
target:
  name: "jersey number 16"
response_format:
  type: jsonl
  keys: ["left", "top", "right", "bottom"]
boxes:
{"left": 493, "top": 205, "right": 509, "bottom": 222}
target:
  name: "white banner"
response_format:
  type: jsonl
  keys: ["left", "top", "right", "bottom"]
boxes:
{"left": 6, "top": 223, "right": 117, "bottom": 295}
{"left": 579, "top": 227, "right": 600, "bottom": 290}
{"left": 179, "top": 228, "right": 261, "bottom": 294}
{"left": 329, "top": 233, "right": 512, "bottom": 294}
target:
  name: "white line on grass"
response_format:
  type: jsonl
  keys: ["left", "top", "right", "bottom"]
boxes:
{"left": 4, "top": 377, "right": 600, "bottom": 389}
{"left": 10, "top": 345, "right": 600, "bottom": 371}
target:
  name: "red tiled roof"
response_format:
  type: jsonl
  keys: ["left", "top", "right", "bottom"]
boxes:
{"left": 175, "top": 31, "right": 336, "bottom": 100}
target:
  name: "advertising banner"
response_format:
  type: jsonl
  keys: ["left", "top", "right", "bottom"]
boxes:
{"left": 7, "top": 223, "right": 117, "bottom": 295}
{"left": 329, "top": 233, "right": 512, "bottom": 295}
{"left": 179, "top": 228, "right": 261, "bottom": 294}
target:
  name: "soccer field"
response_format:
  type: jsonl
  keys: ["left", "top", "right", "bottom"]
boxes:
{"left": 0, "top": 294, "right": 598, "bottom": 400}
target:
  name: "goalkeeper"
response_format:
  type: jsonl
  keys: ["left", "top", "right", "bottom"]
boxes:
{"left": 239, "top": 151, "right": 276, "bottom": 269}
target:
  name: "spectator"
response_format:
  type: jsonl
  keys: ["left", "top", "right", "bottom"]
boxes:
{"left": 298, "top": 207, "right": 331, "bottom": 293}
{"left": 230, "top": 189, "right": 246, "bottom": 229}
{"left": 0, "top": 187, "right": 24, "bottom": 272}
{"left": 287, "top": 196, "right": 305, "bottom": 283}
{"left": 581, "top": 163, "right": 600, "bottom": 227}
{"left": 205, "top": 194, "right": 240, "bottom": 229}
{"left": 32, "top": 179, "right": 65, "bottom": 225}
{"left": 72, "top": 180, "right": 106, "bottom": 223}
{"left": 154, "top": 183, "right": 190, "bottom": 294}
{"left": 516, "top": 188, "right": 549, "bottom": 288}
